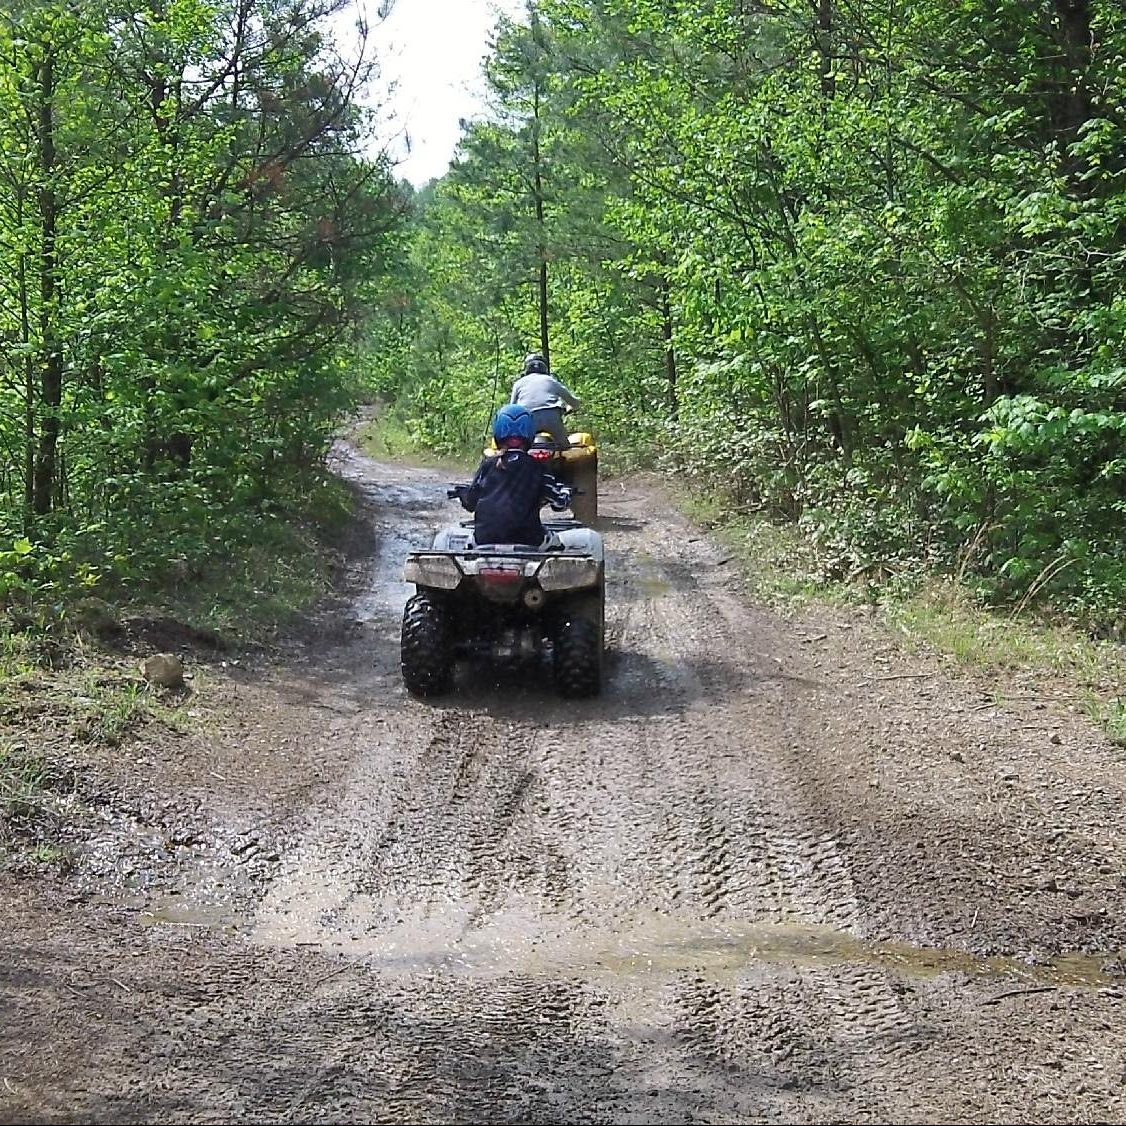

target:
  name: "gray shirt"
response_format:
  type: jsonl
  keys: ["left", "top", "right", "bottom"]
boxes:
{"left": 510, "top": 372, "right": 581, "bottom": 413}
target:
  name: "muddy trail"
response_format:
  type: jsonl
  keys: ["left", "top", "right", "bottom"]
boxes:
{"left": 4, "top": 444, "right": 1126, "bottom": 1124}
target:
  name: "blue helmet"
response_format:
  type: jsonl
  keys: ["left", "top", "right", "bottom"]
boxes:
{"left": 493, "top": 403, "right": 535, "bottom": 443}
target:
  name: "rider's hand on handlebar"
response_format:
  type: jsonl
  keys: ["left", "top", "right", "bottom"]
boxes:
{"left": 548, "top": 486, "right": 575, "bottom": 512}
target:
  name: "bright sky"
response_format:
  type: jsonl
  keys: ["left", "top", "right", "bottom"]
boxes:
{"left": 348, "top": 0, "right": 527, "bottom": 186}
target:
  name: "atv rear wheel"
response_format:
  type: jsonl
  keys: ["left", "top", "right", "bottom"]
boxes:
{"left": 553, "top": 614, "right": 602, "bottom": 698}
{"left": 401, "top": 592, "right": 454, "bottom": 697}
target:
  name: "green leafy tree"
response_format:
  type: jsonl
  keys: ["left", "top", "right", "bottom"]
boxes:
{"left": 0, "top": 0, "right": 409, "bottom": 590}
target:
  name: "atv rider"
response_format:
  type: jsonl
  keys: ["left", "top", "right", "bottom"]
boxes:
{"left": 509, "top": 352, "right": 581, "bottom": 450}
{"left": 457, "top": 404, "right": 572, "bottom": 547}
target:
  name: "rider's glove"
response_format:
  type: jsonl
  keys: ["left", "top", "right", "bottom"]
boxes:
{"left": 548, "top": 488, "right": 573, "bottom": 512}
{"left": 448, "top": 483, "right": 474, "bottom": 510}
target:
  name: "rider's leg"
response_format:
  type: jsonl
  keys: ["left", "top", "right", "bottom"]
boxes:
{"left": 530, "top": 407, "right": 570, "bottom": 449}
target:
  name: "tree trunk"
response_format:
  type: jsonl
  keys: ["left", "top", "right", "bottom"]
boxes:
{"left": 531, "top": 62, "right": 550, "bottom": 365}
{"left": 1052, "top": 0, "right": 1092, "bottom": 140}
{"left": 661, "top": 278, "right": 678, "bottom": 420}
{"left": 17, "top": 199, "right": 34, "bottom": 528}
{"left": 982, "top": 305, "right": 996, "bottom": 407}
{"left": 32, "top": 43, "right": 61, "bottom": 518}
{"left": 817, "top": 0, "right": 835, "bottom": 101}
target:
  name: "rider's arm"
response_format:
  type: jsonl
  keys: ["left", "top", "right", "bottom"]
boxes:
{"left": 552, "top": 377, "right": 581, "bottom": 410}
{"left": 461, "top": 458, "right": 492, "bottom": 511}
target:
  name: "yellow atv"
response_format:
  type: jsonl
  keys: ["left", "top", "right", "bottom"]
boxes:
{"left": 484, "top": 428, "right": 598, "bottom": 524}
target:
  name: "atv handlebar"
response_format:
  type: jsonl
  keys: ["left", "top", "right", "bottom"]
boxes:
{"left": 447, "top": 484, "right": 583, "bottom": 502}
{"left": 448, "top": 483, "right": 584, "bottom": 495}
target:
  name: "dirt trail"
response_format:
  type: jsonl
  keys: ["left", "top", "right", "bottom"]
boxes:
{"left": 3, "top": 444, "right": 1126, "bottom": 1124}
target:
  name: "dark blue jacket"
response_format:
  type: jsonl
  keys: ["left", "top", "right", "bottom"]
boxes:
{"left": 461, "top": 450, "right": 566, "bottom": 546}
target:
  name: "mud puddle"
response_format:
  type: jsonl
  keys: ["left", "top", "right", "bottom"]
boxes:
{"left": 559, "top": 917, "right": 1117, "bottom": 989}
{"left": 137, "top": 892, "right": 252, "bottom": 934}
{"left": 142, "top": 864, "right": 1115, "bottom": 988}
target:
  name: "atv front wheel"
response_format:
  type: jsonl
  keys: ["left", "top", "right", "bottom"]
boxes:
{"left": 553, "top": 615, "right": 602, "bottom": 698}
{"left": 401, "top": 592, "right": 454, "bottom": 697}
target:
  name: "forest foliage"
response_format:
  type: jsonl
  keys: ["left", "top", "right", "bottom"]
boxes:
{"left": 0, "top": 0, "right": 406, "bottom": 607}
{"left": 3, "top": 1, "right": 1125, "bottom": 634}
{"left": 380, "top": 0, "right": 1126, "bottom": 632}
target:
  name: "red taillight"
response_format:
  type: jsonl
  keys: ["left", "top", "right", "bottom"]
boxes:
{"left": 529, "top": 448, "right": 554, "bottom": 460}
{"left": 479, "top": 566, "right": 523, "bottom": 582}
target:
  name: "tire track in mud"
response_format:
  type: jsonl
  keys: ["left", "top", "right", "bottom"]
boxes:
{"left": 607, "top": 541, "right": 863, "bottom": 934}
{"left": 587, "top": 531, "right": 928, "bottom": 1118}
{"left": 254, "top": 706, "right": 548, "bottom": 957}
{"left": 666, "top": 963, "right": 935, "bottom": 1122}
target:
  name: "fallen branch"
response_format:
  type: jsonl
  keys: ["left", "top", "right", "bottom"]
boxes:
{"left": 314, "top": 965, "right": 350, "bottom": 988}
{"left": 982, "top": 986, "right": 1055, "bottom": 1005}
{"left": 857, "top": 673, "right": 933, "bottom": 685}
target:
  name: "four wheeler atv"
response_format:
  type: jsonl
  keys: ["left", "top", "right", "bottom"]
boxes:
{"left": 483, "top": 428, "right": 598, "bottom": 524}
{"left": 400, "top": 495, "right": 605, "bottom": 699}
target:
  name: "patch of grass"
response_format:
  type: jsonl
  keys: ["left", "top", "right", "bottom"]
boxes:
{"left": 164, "top": 527, "right": 332, "bottom": 640}
{"left": 678, "top": 489, "right": 849, "bottom": 608}
{"left": 0, "top": 741, "right": 49, "bottom": 823}
{"left": 0, "top": 636, "right": 192, "bottom": 753}
{"left": 676, "top": 486, "right": 1126, "bottom": 745}
{"left": 111, "top": 473, "right": 358, "bottom": 646}
{"left": 887, "top": 585, "right": 1059, "bottom": 670}
{"left": 74, "top": 677, "right": 154, "bottom": 747}
{"left": 0, "top": 743, "right": 72, "bottom": 871}
{"left": 29, "top": 842, "right": 69, "bottom": 867}
{"left": 354, "top": 411, "right": 476, "bottom": 475}
{"left": 1088, "top": 696, "right": 1126, "bottom": 747}
{"left": 883, "top": 581, "right": 1126, "bottom": 693}
{"left": 0, "top": 630, "right": 38, "bottom": 682}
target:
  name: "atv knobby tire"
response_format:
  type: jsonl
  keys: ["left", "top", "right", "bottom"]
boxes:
{"left": 554, "top": 615, "right": 602, "bottom": 698}
{"left": 401, "top": 592, "right": 454, "bottom": 697}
